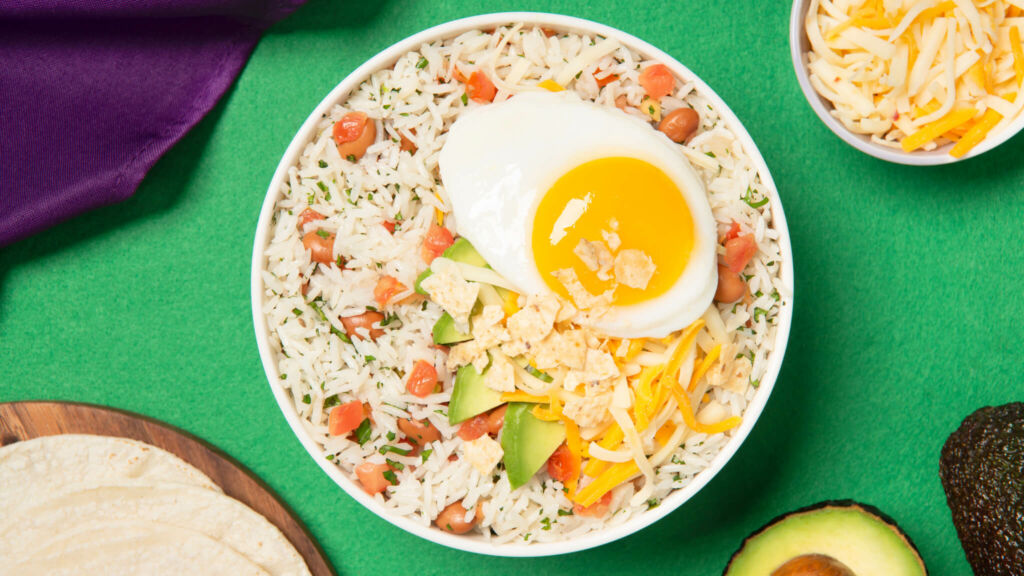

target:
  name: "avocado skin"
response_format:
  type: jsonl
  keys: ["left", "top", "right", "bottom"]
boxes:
{"left": 723, "top": 500, "right": 928, "bottom": 575}
{"left": 940, "top": 403, "right": 1024, "bottom": 576}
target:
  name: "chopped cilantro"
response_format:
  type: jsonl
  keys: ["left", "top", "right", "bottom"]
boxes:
{"left": 386, "top": 430, "right": 396, "bottom": 441}
{"left": 301, "top": 394, "right": 311, "bottom": 404}
{"left": 382, "top": 470, "right": 398, "bottom": 485}
{"left": 364, "top": 355, "right": 376, "bottom": 364}
{"left": 308, "top": 301, "right": 329, "bottom": 323}
{"left": 346, "top": 154, "right": 356, "bottom": 162}
{"left": 557, "top": 509, "right": 573, "bottom": 516}
{"left": 386, "top": 459, "right": 405, "bottom": 471}
{"left": 315, "top": 229, "right": 330, "bottom": 238}
{"left": 330, "top": 325, "right": 352, "bottom": 344}
{"left": 326, "top": 454, "right": 334, "bottom": 461}
{"left": 317, "top": 181, "right": 328, "bottom": 192}
{"left": 540, "top": 517, "right": 552, "bottom": 530}
{"left": 646, "top": 498, "right": 660, "bottom": 510}
{"left": 379, "top": 445, "right": 411, "bottom": 456}
{"left": 279, "top": 373, "right": 287, "bottom": 380}
{"left": 705, "top": 151, "right": 717, "bottom": 158}
{"left": 461, "top": 93, "right": 469, "bottom": 105}
{"left": 416, "top": 56, "right": 428, "bottom": 69}
{"left": 525, "top": 364, "right": 553, "bottom": 383}
{"left": 323, "top": 395, "right": 341, "bottom": 409}
{"left": 292, "top": 307, "right": 303, "bottom": 316}
{"left": 742, "top": 187, "right": 769, "bottom": 208}
{"left": 421, "top": 448, "right": 433, "bottom": 462}
{"left": 355, "top": 418, "right": 372, "bottom": 445}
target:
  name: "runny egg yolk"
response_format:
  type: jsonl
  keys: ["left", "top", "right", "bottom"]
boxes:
{"left": 531, "top": 156, "right": 695, "bottom": 306}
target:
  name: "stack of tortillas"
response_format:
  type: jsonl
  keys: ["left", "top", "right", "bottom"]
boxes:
{"left": 0, "top": 435, "right": 312, "bottom": 576}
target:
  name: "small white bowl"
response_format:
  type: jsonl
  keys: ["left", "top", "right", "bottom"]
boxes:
{"left": 789, "top": 0, "right": 1024, "bottom": 165}
{"left": 252, "top": 12, "right": 794, "bottom": 557}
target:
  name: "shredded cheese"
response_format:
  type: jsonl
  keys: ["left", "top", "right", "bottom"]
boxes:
{"left": 687, "top": 344, "right": 722, "bottom": 393}
{"left": 807, "top": 0, "right": 1024, "bottom": 156}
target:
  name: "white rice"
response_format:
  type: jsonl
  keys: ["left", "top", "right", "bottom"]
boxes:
{"left": 260, "top": 24, "right": 788, "bottom": 543}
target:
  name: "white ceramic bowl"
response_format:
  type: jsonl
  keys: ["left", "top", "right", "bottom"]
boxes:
{"left": 789, "top": 0, "right": 1024, "bottom": 165}
{"left": 252, "top": 12, "right": 794, "bottom": 557}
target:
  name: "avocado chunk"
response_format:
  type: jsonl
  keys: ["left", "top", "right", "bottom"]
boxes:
{"left": 442, "top": 237, "right": 488, "bottom": 267}
{"left": 724, "top": 500, "right": 927, "bottom": 576}
{"left": 940, "top": 402, "right": 1024, "bottom": 576}
{"left": 432, "top": 312, "right": 472, "bottom": 345}
{"left": 501, "top": 403, "right": 565, "bottom": 489}
{"left": 415, "top": 238, "right": 489, "bottom": 295}
{"left": 414, "top": 269, "right": 433, "bottom": 296}
{"left": 448, "top": 364, "right": 503, "bottom": 425}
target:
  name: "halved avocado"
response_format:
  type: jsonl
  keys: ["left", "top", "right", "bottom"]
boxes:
{"left": 448, "top": 364, "right": 503, "bottom": 425}
{"left": 724, "top": 500, "right": 927, "bottom": 576}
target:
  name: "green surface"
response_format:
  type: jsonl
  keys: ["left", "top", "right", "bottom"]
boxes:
{"left": 1, "top": 1, "right": 1022, "bottom": 574}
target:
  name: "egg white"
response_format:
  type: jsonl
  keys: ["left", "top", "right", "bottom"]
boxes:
{"left": 438, "top": 91, "right": 717, "bottom": 338}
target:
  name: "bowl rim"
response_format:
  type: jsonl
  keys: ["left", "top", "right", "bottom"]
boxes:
{"left": 252, "top": 11, "right": 795, "bottom": 557}
{"left": 788, "top": 0, "right": 1024, "bottom": 166}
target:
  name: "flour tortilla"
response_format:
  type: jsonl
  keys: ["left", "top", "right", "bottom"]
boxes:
{"left": 0, "top": 481, "right": 311, "bottom": 576}
{"left": 0, "top": 434, "right": 218, "bottom": 516}
{"left": 4, "top": 519, "right": 270, "bottom": 576}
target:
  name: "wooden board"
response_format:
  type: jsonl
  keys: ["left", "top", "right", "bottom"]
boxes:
{"left": 0, "top": 401, "right": 334, "bottom": 576}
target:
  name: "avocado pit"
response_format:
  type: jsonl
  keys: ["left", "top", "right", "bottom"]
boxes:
{"left": 771, "top": 554, "right": 855, "bottom": 576}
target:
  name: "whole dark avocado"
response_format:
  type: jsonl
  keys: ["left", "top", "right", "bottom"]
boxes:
{"left": 940, "top": 402, "right": 1024, "bottom": 576}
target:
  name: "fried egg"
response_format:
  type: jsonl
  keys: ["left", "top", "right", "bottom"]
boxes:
{"left": 438, "top": 91, "right": 716, "bottom": 338}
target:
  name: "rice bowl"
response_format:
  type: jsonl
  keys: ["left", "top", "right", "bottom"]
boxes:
{"left": 252, "top": 13, "right": 794, "bottom": 556}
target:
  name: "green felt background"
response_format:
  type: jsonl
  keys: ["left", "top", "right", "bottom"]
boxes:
{"left": 2, "top": 1, "right": 1022, "bottom": 574}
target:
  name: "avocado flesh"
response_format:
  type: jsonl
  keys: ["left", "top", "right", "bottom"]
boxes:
{"left": 501, "top": 403, "right": 565, "bottom": 489}
{"left": 725, "top": 501, "right": 927, "bottom": 576}
{"left": 448, "top": 364, "right": 503, "bottom": 425}
{"left": 940, "top": 402, "right": 1024, "bottom": 576}
{"left": 442, "top": 238, "right": 488, "bottom": 267}
{"left": 432, "top": 312, "right": 472, "bottom": 345}
{"left": 415, "top": 238, "right": 489, "bottom": 295}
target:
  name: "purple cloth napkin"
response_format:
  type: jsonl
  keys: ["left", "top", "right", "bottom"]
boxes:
{"left": 0, "top": 0, "right": 304, "bottom": 247}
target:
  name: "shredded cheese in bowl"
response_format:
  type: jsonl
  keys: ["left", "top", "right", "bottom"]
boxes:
{"left": 805, "top": 0, "right": 1024, "bottom": 157}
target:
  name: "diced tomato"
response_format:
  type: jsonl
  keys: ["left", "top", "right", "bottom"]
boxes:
{"left": 594, "top": 68, "right": 619, "bottom": 88}
{"left": 398, "top": 418, "right": 442, "bottom": 446}
{"left": 421, "top": 224, "right": 455, "bottom": 264}
{"left": 302, "top": 232, "right": 335, "bottom": 265}
{"left": 298, "top": 208, "right": 325, "bottom": 229}
{"left": 406, "top": 359, "right": 438, "bottom": 398}
{"left": 466, "top": 71, "right": 497, "bottom": 103}
{"left": 340, "top": 311, "right": 385, "bottom": 341}
{"left": 355, "top": 462, "right": 393, "bottom": 495}
{"left": 638, "top": 64, "right": 674, "bottom": 99}
{"left": 546, "top": 444, "right": 580, "bottom": 485}
{"left": 457, "top": 414, "right": 489, "bottom": 441}
{"left": 374, "top": 275, "right": 407, "bottom": 309}
{"left": 724, "top": 220, "right": 742, "bottom": 242}
{"left": 381, "top": 220, "right": 396, "bottom": 234}
{"left": 484, "top": 405, "right": 507, "bottom": 435}
{"left": 573, "top": 491, "right": 613, "bottom": 517}
{"left": 541, "top": 27, "right": 558, "bottom": 38}
{"left": 328, "top": 400, "right": 364, "bottom": 437}
{"left": 724, "top": 234, "right": 758, "bottom": 274}
{"left": 452, "top": 67, "right": 468, "bottom": 83}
